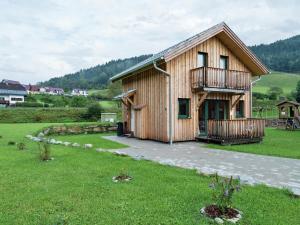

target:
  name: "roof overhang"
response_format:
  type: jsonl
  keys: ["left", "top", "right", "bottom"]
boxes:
{"left": 110, "top": 22, "right": 269, "bottom": 82}
{"left": 113, "top": 89, "right": 136, "bottom": 100}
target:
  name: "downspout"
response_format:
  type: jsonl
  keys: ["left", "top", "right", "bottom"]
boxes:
{"left": 250, "top": 76, "right": 261, "bottom": 117}
{"left": 153, "top": 61, "right": 173, "bottom": 145}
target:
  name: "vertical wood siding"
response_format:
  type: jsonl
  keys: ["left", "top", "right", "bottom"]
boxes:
{"left": 167, "top": 37, "right": 252, "bottom": 141}
{"left": 122, "top": 67, "right": 168, "bottom": 142}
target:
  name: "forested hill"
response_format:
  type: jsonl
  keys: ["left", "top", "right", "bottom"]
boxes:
{"left": 39, "top": 55, "right": 152, "bottom": 90}
{"left": 250, "top": 35, "right": 300, "bottom": 73}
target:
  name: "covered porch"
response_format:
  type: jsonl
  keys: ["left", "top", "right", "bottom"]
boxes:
{"left": 197, "top": 119, "right": 265, "bottom": 145}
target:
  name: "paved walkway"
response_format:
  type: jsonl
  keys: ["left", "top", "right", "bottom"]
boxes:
{"left": 104, "top": 136, "right": 300, "bottom": 195}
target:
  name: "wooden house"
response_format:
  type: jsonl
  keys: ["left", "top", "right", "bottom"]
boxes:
{"left": 111, "top": 22, "right": 269, "bottom": 144}
{"left": 276, "top": 101, "right": 300, "bottom": 119}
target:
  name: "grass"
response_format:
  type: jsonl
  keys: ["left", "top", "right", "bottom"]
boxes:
{"left": 99, "top": 100, "right": 118, "bottom": 110}
{"left": 207, "top": 128, "right": 300, "bottom": 159}
{"left": 0, "top": 123, "right": 299, "bottom": 224}
{"left": 253, "top": 71, "right": 300, "bottom": 95}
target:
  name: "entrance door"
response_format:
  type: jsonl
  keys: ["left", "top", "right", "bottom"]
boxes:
{"left": 198, "top": 100, "right": 229, "bottom": 136}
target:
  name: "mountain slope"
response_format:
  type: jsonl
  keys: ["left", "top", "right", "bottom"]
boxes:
{"left": 253, "top": 71, "right": 300, "bottom": 94}
{"left": 39, "top": 55, "right": 152, "bottom": 90}
{"left": 250, "top": 35, "right": 300, "bottom": 73}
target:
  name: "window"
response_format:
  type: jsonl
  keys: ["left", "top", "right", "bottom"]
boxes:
{"left": 178, "top": 98, "right": 190, "bottom": 119}
{"left": 220, "top": 56, "right": 228, "bottom": 69}
{"left": 236, "top": 100, "right": 244, "bottom": 118}
{"left": 11, "top": 97, "right": 23, "bottom": 101}
{"left": 197, "top": 52, "right": 207, "bottom": 67}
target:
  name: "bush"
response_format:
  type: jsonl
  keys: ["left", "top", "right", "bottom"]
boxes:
{"left": 39, "top": 141, "right": 52, "bottom": 161}
{"left": 209, "top": 173, "right": 241, "bottom": 213}
{"left": 16, "top": 102, "right": 44, "bottom": 107}
{"left": 70, "top": 96, "right": 88, "bottom": 107}
{"left": 17, "top": 142, "right": 26, "bottom": 150}
{"left": 253, "top": 92, "right": 268, "bottom": 100}
{"left": 85, "top": 103, "right": 103, "bottom": 119}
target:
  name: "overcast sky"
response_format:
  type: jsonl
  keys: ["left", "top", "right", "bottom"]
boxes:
{"left": 0, "top": 0, "right": 299, "bottom": 84}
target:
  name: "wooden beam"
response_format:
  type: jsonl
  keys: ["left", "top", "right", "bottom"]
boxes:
{"left": 121, "top": 98, "right": 128, "bottom": 107}
{"left": 127, "top": 97, "right": 134, "bottom": 106}
{"left": 197, "top": 92, "right": 208, "bottom": 108}
{"left": 231, "top": 94, "right": 243, "bottom": 109}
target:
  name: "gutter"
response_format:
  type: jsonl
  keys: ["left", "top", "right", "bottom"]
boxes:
{"left": 153, "top": 61, "right": 173, "bottom": 145}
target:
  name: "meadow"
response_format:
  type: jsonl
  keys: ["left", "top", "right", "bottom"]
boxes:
{"left": 0, "top": 123, "right": 299, "bottom": 224}
{"left": 253, "top": 71, "right": 300, "bottom": 95}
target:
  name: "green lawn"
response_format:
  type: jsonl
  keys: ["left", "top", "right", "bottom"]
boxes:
{"left": 99, "top": 100, "right": 118, "bottom": 110}
{"left": 207, "top": 128, "right": 300, "bottom": 159}
{"left": 253, "top": 71, "right": 300, "bottom": 95}
{"left": 0, "top": 123, "right": 299, "bottom": 224}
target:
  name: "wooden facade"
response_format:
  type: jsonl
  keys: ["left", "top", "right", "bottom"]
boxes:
{"left": 113, "top": 23, "right": 269, "bottom": 144}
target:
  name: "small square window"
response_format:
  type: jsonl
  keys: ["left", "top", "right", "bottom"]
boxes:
{"left": 178, "top": 98, "right": 190, "bottom": 119}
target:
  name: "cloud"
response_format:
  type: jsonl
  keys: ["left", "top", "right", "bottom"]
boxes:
{"left": 0, "top": 0, "right": 299, "bottom": 84}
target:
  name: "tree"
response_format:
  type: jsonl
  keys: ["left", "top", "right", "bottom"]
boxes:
{"left": 268, "top": 86, "right": 283, "bottom": 100}
{"left": 85, "top": 103, "right": 103, "bottom": 119}
{"left": 295, "top": 80, "right": 300, "bottom": 103}
{"left": 70, "top": 96, "right": 88, "bottom": 107}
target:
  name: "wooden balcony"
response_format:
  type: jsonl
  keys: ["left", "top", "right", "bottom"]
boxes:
{"left": 191, "top": 67, "right": 251, "bottom": 93}
{"left": 202, "top": 119, "right": 265, "bottom": 145}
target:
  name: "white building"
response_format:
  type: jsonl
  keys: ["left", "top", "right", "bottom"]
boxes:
{"left": 0, "top": 80, "right": 27, "bottom": 106}
{"left": 71, "top": 89, "right": 88, "bottom": 96}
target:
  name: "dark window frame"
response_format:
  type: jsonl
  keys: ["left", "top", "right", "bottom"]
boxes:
{"left": 197, "top": 52, "right": 208, "bottom": 68}
{"left": 235, "top": 100, "right": 244, "bottom": 118}
{"left": 178, "top": 98, "right": 191, "bottom": 119}
{"left": 220, "top": 55, "right": 229, "bottom": 70}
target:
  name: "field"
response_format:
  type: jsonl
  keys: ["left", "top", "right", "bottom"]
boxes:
{"left": 207, "top": 128, "right": 300, "bottom": 159}
{"left": 0, "top": 108, "right": 88, "bottom": 123}
{"left": 253, "top": 71, "right": 300, "bottom": 95}
{"left": 0, "top": 123, "right": 299, "bottom": 224}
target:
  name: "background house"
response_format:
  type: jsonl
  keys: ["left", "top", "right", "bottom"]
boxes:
{"left": 71, "top": 89, "right": 88, "bottom": 96}
{"left": 0, "top": 79, "right": 27, "bottom": 106}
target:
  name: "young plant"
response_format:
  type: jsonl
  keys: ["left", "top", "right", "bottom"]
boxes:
{"left": 209, "top": 173, "right": 241, "bottom": 212}
{"left": 17, "top": 142, "right": 26, "bottom": 150}
{"left": 39, "top": 141, "right": 52, "bottom": 161}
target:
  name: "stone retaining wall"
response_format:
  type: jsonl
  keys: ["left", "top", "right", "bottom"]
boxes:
{"left": 40, "top": 124, "right": 117, "bottom": 136}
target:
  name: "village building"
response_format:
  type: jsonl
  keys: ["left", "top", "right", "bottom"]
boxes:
{"left": 71, "top": 89, "right": 88, "bottom": 96}
{"left": 0, "top": 79, "right": 27, "bottom": 106}
{"left": 111, "top": 22, "right": 269, "bottom": 144}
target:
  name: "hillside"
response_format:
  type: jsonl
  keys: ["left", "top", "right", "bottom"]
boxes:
{"left": 39, "top": 55, "right": 152, "bottom": 90}
{"left": 250, "top": 35, "right": 300, "bottom": 73}
{"left": 253, "top": 71, "right": 300, "bottom": 94}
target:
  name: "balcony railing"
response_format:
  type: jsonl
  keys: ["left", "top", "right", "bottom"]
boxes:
{"left": 191, "top": 67, "right": 251, "bottom": 91}
{"left": 207, "top": 119, "right": 265, "bottom": 141}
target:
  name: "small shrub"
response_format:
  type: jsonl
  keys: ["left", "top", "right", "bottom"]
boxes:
{"left": 112, "top": 168, "right": 132, "bottom": 182}
{"left": 17, "top": 142, "right": 26, "bottom": 150}
{"left": 209, "top": 173, "right": 241, "bottom": 212}
{"left": 0, "top": 135, "right": 2, "bottom": 138}
{"left": 8, "top": 141, "right": 16, "bottom": 145}
{"left": 84, "top": 103, "right": 103, "bottom": 119}
{"left": 39, "top": 141, "right": 52, "bottom": 161}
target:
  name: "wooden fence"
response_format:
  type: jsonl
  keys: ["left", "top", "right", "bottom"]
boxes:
{"left": 207, "top": 119, "right": 265, "bottom": 140}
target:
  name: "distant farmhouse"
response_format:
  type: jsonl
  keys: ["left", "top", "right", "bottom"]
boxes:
{"left": 0, "top": 79, "right": 27, "bottom": 107}
{"left": 23, "top": 84, "right": 41, "bottom": 94}
{"left": 39, "top": 87, "right": 64, "bottom": 95}
{"left": 71, "top": 89, "right": 88, "bottom": 96}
